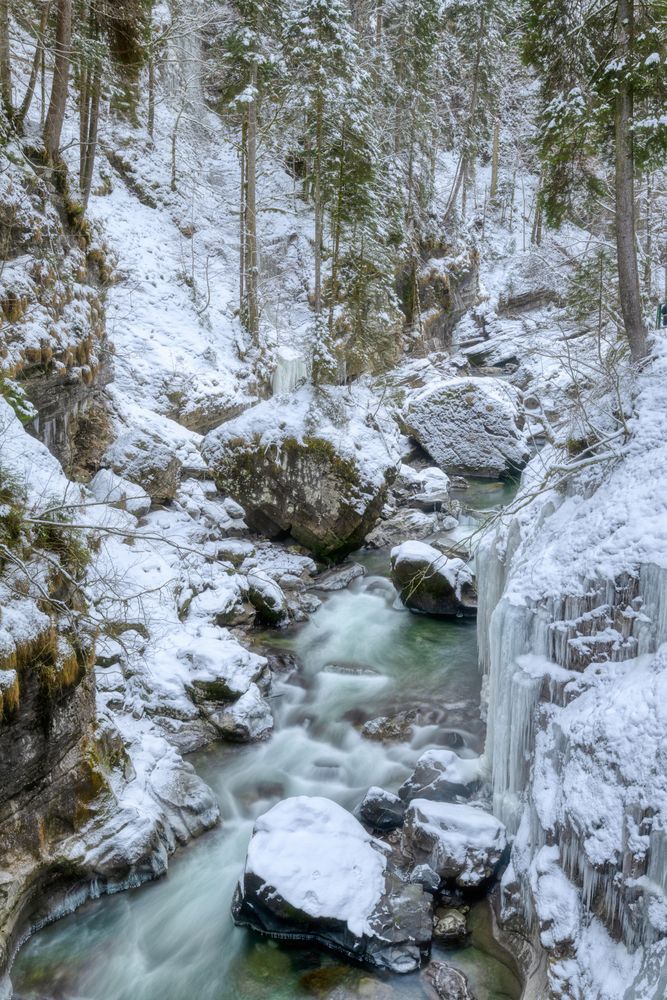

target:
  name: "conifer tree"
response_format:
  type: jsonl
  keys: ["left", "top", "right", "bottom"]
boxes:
{"left": 524, "top": 0, "right": 667, "bottom": 362}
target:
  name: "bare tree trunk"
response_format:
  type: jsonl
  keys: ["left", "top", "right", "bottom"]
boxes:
{"left": 79, "top": 64, "right": 90, "bottom": 184}
{"left": 314, "top": 102, "right": 323, "bottom": 314}
{"left": 244, "top": 63, "right": 259, "bottom": 338}
{"left": 80, "top": 66, "right": 100, "bottom": 208}
{"left": 615, "top": 0, "right": 647, "bottom": 362}
{"left": 445, "top": 10, "right": 485, "bottom": 219}
{"left": 147, "top": 56, "right": 155, "bottom": 139}
{"left": 16, "top": 1, "right": 50, "bottom": 128}
{"left": 239, "top": 119, "right": 246, "bottom": 315}
{"left": 490, "top": 119, "right": 500, "bottom": 200}
{"left": 44, "top": 0, "right": 72, "bottom": 162}
{"left": 0, "top": 0, "right": 12, "bottom": 117}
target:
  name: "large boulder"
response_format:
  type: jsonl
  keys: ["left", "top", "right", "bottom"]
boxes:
{"left": 390, "top": 541, "right": 477, "bottom": 618}
{"left": 202, "top": 386, "right": 401, "bottom": 559}
{"left": 232, "top": 796, "right": 433, "bottom": 973}
{"left": 404, "top": 376, "right": 529, "bottom": 478}
{"left": 103, "top": 429, "right": 182, "bottom": 504}
{"left": 358, "top": 786, "right": 405, "bottom": 831}
{"left": 399, "top": 749, "right": 482, "bottom": 803}
{"left": 401, "top": 800, "right": 507, "bottom": 889}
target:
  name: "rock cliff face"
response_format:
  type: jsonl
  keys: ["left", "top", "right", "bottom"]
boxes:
{"left": 477, "top": 387, "right": 667, "bottom": 1000}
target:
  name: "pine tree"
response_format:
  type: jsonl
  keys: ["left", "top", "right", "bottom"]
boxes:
{"left": 524, "top": 0, "right": 667, "bottom": 362}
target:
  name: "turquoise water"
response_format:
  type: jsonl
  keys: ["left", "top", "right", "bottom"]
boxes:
{"left": 11, "top": 553, "right": 520, "bottom": 1000}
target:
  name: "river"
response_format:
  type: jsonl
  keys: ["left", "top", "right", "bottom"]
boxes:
{"left": 12, "top": 483, "right": 521, "bottom": 1000}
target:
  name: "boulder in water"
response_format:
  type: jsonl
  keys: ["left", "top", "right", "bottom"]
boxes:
{"left": 358, "top": 787, "right": 405, "bottom": 831}
{"left": 232, "top": 796, "right": 433, "bottom": 972}
{"left": 399, "top": 749, "right": 482, "bottom": 803}
{"left": 404, "top": 375, "right": 529, "bottom": 478}
{"left": 422, "top": 961, "right": 477, "bottom": 1000}
{"left": 401, "top": 800, "right": 507, "bottom": 889}
{"left": 390, "top": 541, "right": 477, "bottom": 618}
{"left": 201, "top": 386, "right": 401, "bottom": 559}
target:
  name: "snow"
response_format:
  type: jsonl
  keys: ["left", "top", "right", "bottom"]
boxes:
{"left": 244, "top": 796, "right": 387, "bottom": 937}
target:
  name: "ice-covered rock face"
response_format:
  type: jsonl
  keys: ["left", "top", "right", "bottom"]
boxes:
{"left": 202, "top": 385, "right": 402, "bottom": 559}
{"left": 390, "top": 541, "right": 477, "bottom": 618}
{"left": 404, "top": 375, "right": 529, "bottom": 478}
{"left": 232, "top": 796, "right": 433, "bottom": 973}
{"left": 401, "top": 800, "right": 507, "bottom": 888}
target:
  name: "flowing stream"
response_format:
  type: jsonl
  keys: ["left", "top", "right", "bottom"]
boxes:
{"left": 12, "top": 485, "right": 521, "bottom": 1000}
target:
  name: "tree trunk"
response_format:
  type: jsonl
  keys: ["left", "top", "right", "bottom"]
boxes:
{"left": 314, "top": 102, "right": 323, "bottom": 314}
{"left": 239, "top": 118, "right": 246, "bottom": 315}
{"left": 490, "top": 119, "right": 500, "bottom": 200}
{"left": 80, "top": 66, "right": 100, "bottom": 208}
{"left": 445, "top": 9, "right": 485, "bottom": 219}
{"left": 16, "top": 1, "right": 50, "bottom": 129}
{"left": 0, "top": 0, "right": 12, "bottom": 117}
{"left": 244, "top": 63, "right": 259, "bottom": 338}
{"left": 615, "top": 0, "right": 647, "bottom": 362}
{"left": 147, "top": 56, "right": 155, "bottom": 139}
{"left": 44, "top": 0, "right": 72, "bottom": 162}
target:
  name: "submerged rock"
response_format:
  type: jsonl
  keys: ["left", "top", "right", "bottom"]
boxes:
{"left": 401, "top": 800, "right": 507, "bottom": 889}
{"left": 421, "top": 961, "right": 477, "bottom": 1000}
{"left": 202, "top": 386, "right": 401, "bottom": 559}
{"left": 390, "top": 541, "right": 477, "bottom": 618}
{"left": 361, "top": 711, "right": 415, "bottom": 743}
{"left": 399, "top": 749, "right": 482, "bottom": 803}
{"left": 404, "top": 375, "right": 529, "bottom": 478}
{"left": 232, "top": 796, "right": 433, "bottom": 972}
{"left": 358, "top": 787, "right": 405, "bottom": 831}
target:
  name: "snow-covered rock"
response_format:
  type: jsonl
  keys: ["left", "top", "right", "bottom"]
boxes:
{"left": 88, "top": 468, "right": 151, "bottom": 517}
{"left": 103, "top": 429, "right": 182, "bottom": 504}
{"left": 246, "top": 570, "right": 288, "bottom": 626}
{"left": 232, "top": 796, "right": 433, "bottom": 972}
{"left": 202, "top": 385, "right": 402, "bottom": 558}
{"left": 358, "top": 786, "right": 405, "bottom": 831}
{"left": 390, "top": 541, "right": 477, "bottom": 618}
{"left": 206, "top": 683, "right": 273, "bottom": 742}
{"left": 404, "top": 375, "right": 529, "bottom": 478}
{"left": 399, "top": 749, "right": 483, "bottom": 803}
{"left": 401, "top": 800, "right": 507, "bottom": 888}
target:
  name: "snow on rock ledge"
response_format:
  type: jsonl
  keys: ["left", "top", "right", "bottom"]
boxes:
{"left": 391, "top": 541, "right": 477, "bottom": 618}
{"left": 202, "top": 385, "right": 402, "bottom": 559}
{"left": 232, "top": 796, "right": 433, "bottom": 973}
{"left": 403, "top": 375, "right": 529, "bottom": 478}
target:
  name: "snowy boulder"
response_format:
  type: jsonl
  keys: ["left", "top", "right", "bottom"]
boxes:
{"left": 185, "top": 628, "right": 270, "bottom": 701}
{"left": 404, "top": 376, "right": 529, "bottom": 478}
{"left": 246, "top": 570, "right": 288, "bottom": 626}
{"left": 390, "top": 541, "right": 477, "bottom": 618}
{"left": 232, "top": 796, "right": 433, "bottom": 973}
{"left": 399, "top": 749, "right": 482, "bottom": 803}
{"left": 104, "top": 429, "right": 182, "bottom": 504}
{"left": 358, "top": 786, "right": 405, "bottom": 831}
{"left": 88, "top": 468, "right": 151, "bottom": 517}
{"left": 401, "top": 801, "right": 507, "bottom": 889}
{"left": 206, "top": 683, "right": 273, "bottom": 742}
{"left": 202, "top": 386, "right": 401, "bottom": 559}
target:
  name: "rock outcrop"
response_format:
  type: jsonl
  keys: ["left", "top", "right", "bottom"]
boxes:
{"left": 390, "top": 541, "right": 477, "bottom": 618}
{"left": 202, "top": 386, "right": 401, "bottom": 559}
{"left": 232, "top": 796, "right": 433, "bottom": 973}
